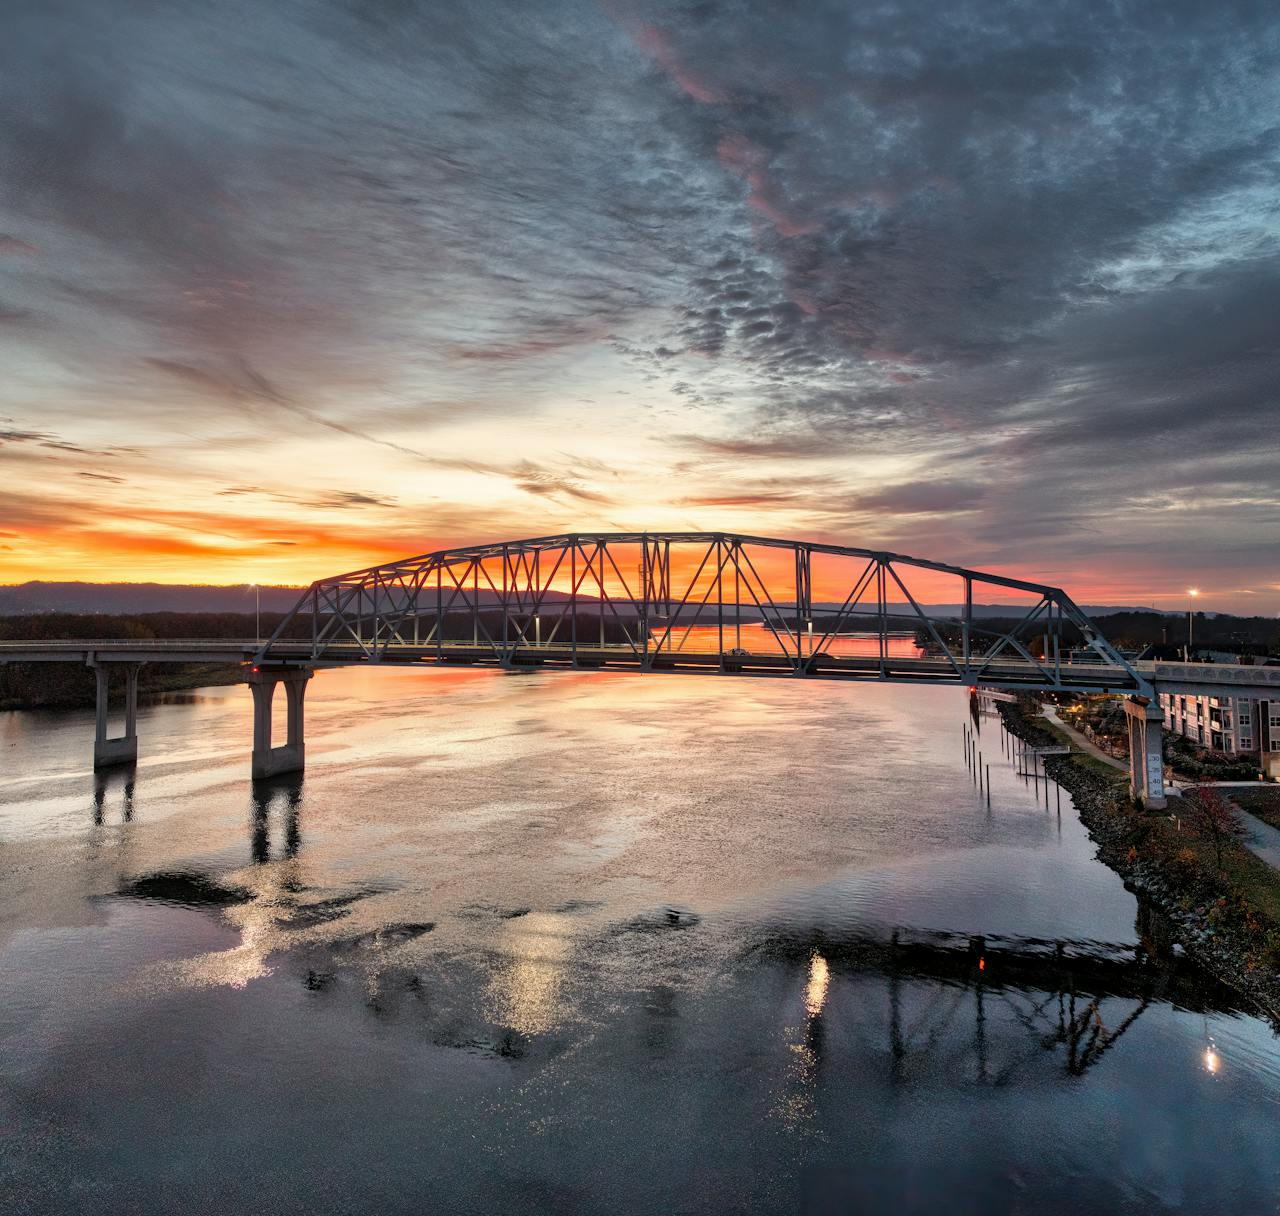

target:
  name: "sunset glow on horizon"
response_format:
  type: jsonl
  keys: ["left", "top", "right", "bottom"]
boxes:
{"left": 2, "top": 1, "right": 1277, "bottom": 611}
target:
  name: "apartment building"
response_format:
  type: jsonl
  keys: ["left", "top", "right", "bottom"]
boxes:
{"left": 1160, "top": 692, "right": 1277, "bottom": 753}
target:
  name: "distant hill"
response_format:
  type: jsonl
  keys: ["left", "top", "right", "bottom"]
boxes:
{"left": 0, "top": 582, "right": 305, "bottom": 615}
{"left": 0, "top": 580, "right": 1168, "bottom": 619}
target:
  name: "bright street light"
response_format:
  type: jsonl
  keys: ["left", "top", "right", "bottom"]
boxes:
{"left": 1186, "top": 588, "right": 1199, "bottom": 662}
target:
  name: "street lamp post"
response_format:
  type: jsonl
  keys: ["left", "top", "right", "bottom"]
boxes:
{"left": 251, "top": 582, "right": 261, "bottom": 644}
{"left": 1186, "top": 588, "right": 1198, "bottom": 662}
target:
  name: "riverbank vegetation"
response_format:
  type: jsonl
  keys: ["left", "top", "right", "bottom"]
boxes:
{"left": 999, "top": 695, "right": 1280, "bottom": 1019}
{"left": 929, "top": 611, "right": 1280, "bottom": 662}
{"left": 0, "top": 612, "right": 286, "bottom": 710}
{"left": 0, "top": 660, "right": 245, "bottom": 712}
{"left": 1085, "top": 611, "right": 1280, "bottom": 658}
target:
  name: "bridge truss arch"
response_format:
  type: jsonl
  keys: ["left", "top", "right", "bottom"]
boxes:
{"left": 258, "top": 533, "right": 1147, "bottom": 695}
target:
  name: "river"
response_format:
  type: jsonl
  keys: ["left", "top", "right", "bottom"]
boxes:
{"left": 2, "top": 667, "right": 1279, "bottom": 1214}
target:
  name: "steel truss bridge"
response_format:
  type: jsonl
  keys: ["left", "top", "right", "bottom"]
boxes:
{"left": 8, "top": 532, "right": 1280, "bottom": 790}
{"left": 256, "top": 532, "right": 1151, "bottom": 695}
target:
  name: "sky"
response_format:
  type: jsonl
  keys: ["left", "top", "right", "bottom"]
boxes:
{"left": 1, "top": 0, "right": 1277, "bottom": 612}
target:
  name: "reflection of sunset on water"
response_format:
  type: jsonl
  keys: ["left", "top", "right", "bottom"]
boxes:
{"left": 7, "top": 656, "right": 1280, "bottom": 1213}
{"left": 138, "top": 861, "right": 302, "bottom": 992}
{"left": 486, "top": 913, "right": 573, "bottom": 1037}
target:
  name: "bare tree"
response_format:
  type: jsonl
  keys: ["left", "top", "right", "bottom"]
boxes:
{"left": 1186, "top": 785, "right": 1246, "bottom": 874}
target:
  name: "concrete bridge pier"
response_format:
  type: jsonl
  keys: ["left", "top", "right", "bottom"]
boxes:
{"left": 1123, "top": 696, "right": 1167, "bottom": 809}
{"left": 92, "top": 662, "right": 141, "bottom": 769}
{"left": 249, "top": 668, "right": 312, "bottom": 780}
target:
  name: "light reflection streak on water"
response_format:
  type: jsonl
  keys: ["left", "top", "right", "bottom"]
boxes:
{"left": 805, "top": 951, "right": 830, "bottom": 1018}
{"left": 486, "top": 913, "right": 573, "bottom": 1037}
{"left": 137, "top": 862, "right": 304, "bottom": 992}
{"left": 773, "top": 951, "right": 832, "bottom": 1135}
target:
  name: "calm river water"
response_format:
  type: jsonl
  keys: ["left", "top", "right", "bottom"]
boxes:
{"left": 3, "top": 669, "right": 1280, "bottom": 1214}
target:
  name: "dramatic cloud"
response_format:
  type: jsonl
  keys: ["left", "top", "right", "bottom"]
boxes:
{"left": 847, "top": 480, "right": 987, "bottom": 517}
{"left": 0, "top": 0, "right": 1275, "bottom": 605}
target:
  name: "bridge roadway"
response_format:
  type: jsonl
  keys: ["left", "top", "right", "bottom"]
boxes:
{"left": 3, "top": 637, "right": 1278, "bottom": 694}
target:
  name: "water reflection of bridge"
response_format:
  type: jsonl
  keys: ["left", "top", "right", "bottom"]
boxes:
{"left": 106, "top": 770, "right": 1241, "bottom": 1083}
{"left": 768, "top": 923, "right": 1238, "bottom": 1083}
{"left": 94, "top": 765, "right": 1243, "bottom": 1079}
{"left": 90, "top": 764, "right": 303, "bottom": 863}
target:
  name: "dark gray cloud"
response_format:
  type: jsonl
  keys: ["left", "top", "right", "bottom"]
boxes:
{"left": 847, "top": 480, "right": 986, "bottom": 516}
{"left": 609, "top": 0, "right": 1280, "bottom": 589}
{"left": 0, "top": 0, "right": 1275, "bottom": 601}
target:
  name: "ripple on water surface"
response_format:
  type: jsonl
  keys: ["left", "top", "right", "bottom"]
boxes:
{"left": 3, "top": 668, "right": 1280, "bottom": 1215}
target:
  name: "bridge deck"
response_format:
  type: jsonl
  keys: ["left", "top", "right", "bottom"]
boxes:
{"left": 4, "top": 639, "right": 1278, "bottom": 697}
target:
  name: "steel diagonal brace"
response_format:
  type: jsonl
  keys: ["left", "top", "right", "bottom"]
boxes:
{"left": 810, "top": 558, "right": 879, "bottom": 654}
{"left": 373, "top": 571, "right": 418, "bottom": 657}
{"left": 598, "top": 543, "right": 646, "bottom": 655}
{"left": 968, "top": 596, "right": 1052, "bottom": 677}
{"left": 385, "top": 567, "right": 427, "bottom": 640}
{"left": 670, "top": 541, "right": 734, "bottom": 655}
{"left": 651, "top": 541, "right": 716, "bottom": 657}
{"left": 731, "top": 549, "right": 796, "bottom": 662}
{"left": 434, "top": 558, "right": 477, "bottom": 620}
{"left": 296, "top": 580, "right": 372, "bottom": 661}
{"left": 257, "top": 577, "right": 353, "bottom": 661}
{"left": 537, "top": 548, "right": 581, "bottom": 648}
{"left": 504, "top": 545, "right": 569, "bottom": 653}
{"left": 293, "top": 581, "right": 345, "bottom": 655}
{"left": 735, "top": 544, "right": 798, "bottom": 662}
{"left": 1056, "top": 594, "right": 1150, "bottom": 694}
{"left": 440, "top": 559, "right": 503, "bottom": 656}
{"left": 884, "top": 564, "right": 963, "bottom": 677}
{"left": 587, "top": 542, "right": 641, "bottom": 653}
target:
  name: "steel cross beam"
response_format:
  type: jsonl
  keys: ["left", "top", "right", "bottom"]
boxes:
{"left": 256, "top": 533, "right": 1149, "bottom": 696}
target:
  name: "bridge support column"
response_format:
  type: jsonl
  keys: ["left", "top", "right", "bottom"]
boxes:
{"left": 93, "top": 662, "right": 140, "bottom": 769}
{"left": 249, "top": 668, "right": 312, "bottom": 780}
{"left": 1123, "top": 696, "right": 1167, "bottom": 809}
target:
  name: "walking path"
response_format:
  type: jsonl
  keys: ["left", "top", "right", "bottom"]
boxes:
{"left": 1040, "top": 704, "right": 1280, "bottom": 871}
{"left": 1235, "top": 815, "right": 1280, "bottom": 870}
{"left": 1041, "top": 705, "right": 1126, "bottom": 771}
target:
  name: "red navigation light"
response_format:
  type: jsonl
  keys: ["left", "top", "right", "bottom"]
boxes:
{"left": 251, "top": 665, "right": 259, "bottom": 673}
